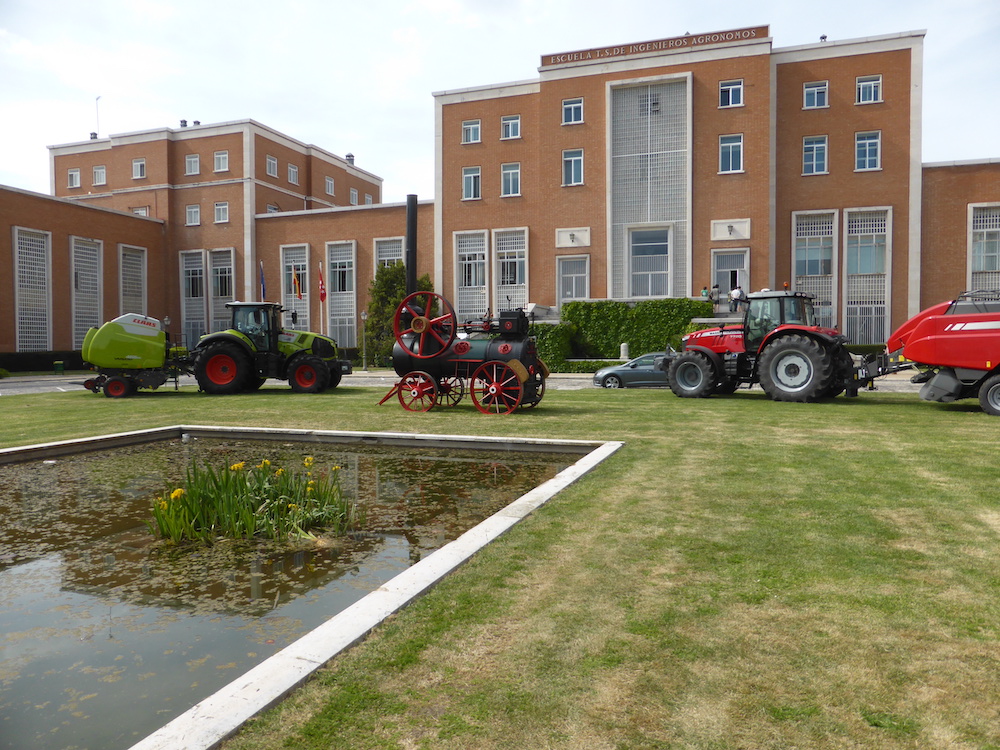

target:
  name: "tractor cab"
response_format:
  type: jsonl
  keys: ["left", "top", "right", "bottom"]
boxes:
{"left": 743, "top": 291, "right": 818, "bottom": 352}
{"left": 230, "top": 302, "right": 282, "bottom": 352}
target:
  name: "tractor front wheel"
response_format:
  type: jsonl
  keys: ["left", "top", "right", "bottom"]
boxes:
{"left": 289, "top": 355, "right": 331, "bottom": 394}
{"left": 195, "top": 342, "right": 251, "bottom": 395}
{"left": 978, "top": 373, "right": 1000, "bottom": 416}
{"left": 668, "top": 351, "right": 716, "bottom": 398}
{"left": 758, "top": 334, "right": 834, "bottom": 402}
{"left": 103, "top": 376, "right": 134, "bottom": 399}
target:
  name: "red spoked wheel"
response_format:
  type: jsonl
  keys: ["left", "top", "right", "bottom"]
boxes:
{"left": 393, "top": 291, "right": 457, "bottom": 359}
{"left": 397, "top": 371, "right": 438, "bottom": 412}
{"left": 437, "top": 376, "right": 465, "bottom": 407}
{"left": 470, "top": 360, "right": 523, "bottom": 415}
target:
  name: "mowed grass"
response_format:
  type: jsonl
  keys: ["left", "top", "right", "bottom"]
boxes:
{"left": 5, "top": 382, "right": 1000, "bottom": 748}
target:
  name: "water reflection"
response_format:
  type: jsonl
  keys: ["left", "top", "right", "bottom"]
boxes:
{"left": 0, "top": 439, "right": 575, "bottom": 750}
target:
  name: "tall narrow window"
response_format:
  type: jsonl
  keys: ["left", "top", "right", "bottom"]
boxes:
{"left": 719, "top": 80, "right": 743, "bottom": 108}
{"left": 282, "top": 245, "right": 309, "bottom": 330}
{"left": 288, "top": 164, "right": 299, "bottom": 185}
{"left": 461, "top": 120, "right": 481, "bottom": 144}
{"left": 495, "top": 229, "right": 527, "bottom": 310}
{"left": 463, "top": 166, "right": 481, "bottom": 199}
{"left": 803, "top": 81, "right": 829, "bottom": 109}
{"left": 325, "top": 176, "right": 335, "bottom": 195}
{"left": 120, "top": 246, "right": 146, "bottom": 316}
{"left": 326, "top": 241, "right": 356, "bottom": 347}
{"left": 719, "top": 135, "right": 743, "bottom": 173}
{"left": 803, "top": 136, "right": 828, "bottom": 175}
{"left": 266, "top": 155, "right": 278, "bottom": 177}
{"left": 972, "top": 206, "right": 1000, "bottom": 289}
{"left": 186, "top": 204, "right": 200, "bottom": 226}
{"left": 793, "top": 212, "right": 835, "bottom": 328}
{"left": 15, "top": 228, "right": 50, "bottom": 351}
{"left": 72, "top": 237, "right": 101, "bottom": 349}
{"left": 845, "top": 210, "right": 889, "bottom": 345}
{"left": 456, "top": 231, "right": 488, "bottom": 320}
{"left": 856, "top": 75, "right": 882, "bottom": 104}
{"left": 562, "top": 149, "right": 583, "bottom": 186}
{"left": 562, "top": 98, "right": 583, "bottom": 124}
{"left": 630, "top": 228, "right": 669, "bottom": 297}
{"left": 92, "top": 165, "right": 106, "bottom": 185}
{"left": 214, "top": 150, "right": 229, "bottom": 172}
{"left": 350, "top": 188, "right": 358, "bottom": 205}
{"left": 132, "top": 158, "right": 146, "bottom": 179}
{"left": 855, "top": 132, "right": 881, "bottom": 171}
{"left": 501, "top": 115, "right": 520, "bottom": 139}
{"left": 67, "top": 168, "right": 80, "bottom": 188}
{"left": 501, "top": 163, "right": 520, "bottom": 197}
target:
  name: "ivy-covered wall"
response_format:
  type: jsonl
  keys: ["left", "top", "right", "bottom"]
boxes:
{"left": 531, "top": 298, "right": 711, "bottom": 372}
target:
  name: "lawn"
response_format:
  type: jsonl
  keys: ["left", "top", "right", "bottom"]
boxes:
{"left": 5, "top": 383, "right": 1000, "bottom": 748}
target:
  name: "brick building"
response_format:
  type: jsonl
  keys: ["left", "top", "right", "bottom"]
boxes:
{"left": 3, "top": 26, "right": 1000, "bottom": 356}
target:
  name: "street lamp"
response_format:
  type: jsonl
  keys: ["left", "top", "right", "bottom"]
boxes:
{"left": 360, "top": 310, "right": 368, "bottom": 371}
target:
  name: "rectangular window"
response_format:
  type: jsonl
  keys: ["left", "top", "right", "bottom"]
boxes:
{"left": 456, "top": 231, "right": 488, "bottom": 320}
{"left": 365, "top": 194, "right": 373, "bottom": 205}
{"left": 501, "top": 163, "right": 520, "bottom": 197}
{"left": 463, "top": 166, "right": 482, "bottom": 200}
{"left": 212, "top": 259, "right": 233, "bottom": 299}
{"left": 132, "top": 158, "right": 146, "bottom": 179}
{"left": 15, "top": 228, "right": 50, "bottom": 351}
{"left": 282, "top": 245, "right": 309, "bottom": 329}
{"left": 845, "top": 210, "right": 888, "bottom": 345}
{"left": 120, "top": 246, "right": 146, "bottom": 316}
{"left": 972, "top": 207, "right": 1000, "bottom": 289}
{"left": 266, "top": 155, "right": 278, "bottom": 177}
{"left": 325, "top": 176, "right": 335, "bottom": 195}
{"left": 72, "top": 237, "right": 102, "bottom": 349}
{"left": 350, "top": 188, "right": 358, "bottom": 205}
{"left": 803, "top": 136, "right": 828, "bottom": 175}
{"left": 185, "top": 154, "right": 200, "bottom": 175}
{"left": 92, "top": 165, "right": 106, "bottom": 185}
{"left": 209, "top": 249, "right": 234, "bottom": 332}
{"left": 495, "top": 229, "right": 527, "bottom": 310}
{"left": 719, "top": 79, "right": 743, "bottom": 108}
{"left": 132, "top": 207, "right": 148, "bottom": 216}
{"left": 562, "top": 149, "right": 583, "bottom": 186}
{"left": 855, "top": 131, "right": 881, "bottom": 171}
{"left": 804, "top": 81, "right": 828, "bottom": 109}
{"left": 630, "top": 227, "right": 669, "bottom": 297}
{"left": 214, "top": 150, "right": 229, "bottom": 172}
{"left": 461, "top": 119, "right": 481, "bottom": 144}
{"left": 719, "top": 134, "right": 743, "bottom": 173}
{"left": 186, "top": 204, "right": 200, "bottom": 226}
{"left": 181, "top": 251, "right": 205, "bottom": 346}
{"left": 501, "top": 115, "right": 520, "bottom": 139}
{"left": 856, "top": 75, "right": 882, "bottom": 104}
{"left": 562, "top": 98, "right": 583, "bottom": 124}
{"left": 214, "top": 202, "right": 229, "bottom": 223}
{"left": 558, "top": 256, "right": 589, "bottom": 308}
{"left": 288, "top": 164, "right": 299, "bottom": 185}
{"left": 375, "top": 238, "right": 404, "bottom": 267}
{"left": 326, "top": 241, "right": 357, "bottom": 347}
{"left": 67, "top": 168, "right": 80, "bottom": 188}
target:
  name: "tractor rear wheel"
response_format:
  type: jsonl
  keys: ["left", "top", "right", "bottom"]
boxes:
{"left": 195, "top": 341, "right": 251, "bottom": 395}
{"left": 289, "top": 355, "right": 331, "bottom": 393}
{"left": 978, "top": 373, "right": 1000, "bottom": 416}
{"left": 758, "top": 334, "right": 834, "bottom": 402}
{"left": 668, "top": 351, "right": 716, "bottom": 398}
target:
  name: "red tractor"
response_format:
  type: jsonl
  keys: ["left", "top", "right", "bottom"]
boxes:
{"left": 886, "top": 290, "right": 1000, "bottom": 415}
{"left": 659, "top": 289, "right": 899, "bottom": 402}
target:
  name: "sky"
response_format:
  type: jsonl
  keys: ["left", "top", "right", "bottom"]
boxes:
{"left": 1, "top": 0, "right": 998, "bottom": 204}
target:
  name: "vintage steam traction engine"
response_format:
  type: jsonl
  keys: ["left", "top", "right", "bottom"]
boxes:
{"left": 379, "top": 291, "right": 548, "bottom": 414}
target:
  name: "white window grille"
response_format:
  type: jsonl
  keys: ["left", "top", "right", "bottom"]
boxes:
{"left": 325, "top": 176, "right": 335, "bottom": 195}
{"left": 67, "top": 168, "right": 80, "bottom": 188}
{"left": 856, "top": 75, "right": 882, "bottom": 104}
{"left": 266, "top": 155, "right": 278, "bottom": 177}
{"left": 214, "top": 151, "right": 229, "bottom": 172}
{"left": 210, "top": 249, "right": 234, "bottom": 332}
{"left": 501, "top": 115, "right": 520, "bottom": 139}
{"left": 803, "top": 136, "right": 828, "bottom": 175}
{"left": 282, "top": 245, "right": 309, "bottom": 330}
{"left": 562, "top": 150, "right": 583, "bottom": 186}
{"left": 558, "top": 256, "right": 589, "bottom": 308}
{"left": 185, "top": 154, "right": 200, "bottom": 175}
{"left": 719, "top": 79, "right": 743, "bottom": 107}
{"left": 609, "top": 80, "right": 689, "bottom": 298}
{"left": 375, "top": 238, "right": 404, "bottom": 267}
{"left": 495, "top": 229, "right": 527, "bottom": 311}
{"left": 288, "top": 164, "right": 299, "bottom": 185}
{"left": 456, "top": 232, "right": 488, "bottom": 321}
{"left": 93, "top": 165, "right": 106, "bottom": 186}
{"left": 794, "top": 212, "right": 836, "bottom": 328}
{"left": 562, "top": 98, "right": 583, "bottom": 124}
{"left": 972, "top": 206, "right": 1000, "bottom": 290}
{"left": 15, "top": 228, "right": 50, "bottom": 352}
{"left": 186, "top": 204, "right": 200, "bottom": 226}
{"left": 120, "top": 246, "right": 146, "bottom": 316}
{"left": 350, "top": 188, "right": 358, "bottom": 205}
{"left": 132, "top": 158, "right": 146, "bottom": 179}
{"left": 463, "top": 166, "right": 481, "bottom": 199}
{"left": 855, "top": 132, "right": 881, "bottom": 171}
{"left": 719, "top": 134, "right": 743, "bottom": 173}
{"left": 214, "top": 202, "right": 229, "bottom": 223}
{"left": 72, "top": 237, "right": 102, "bottom": 349}
{"left": 461, "top": 120, "right": 481, "bottom": 144}
{"left": 181, "top": 251, "right": 206, "bottom": 348}
{"left": 501, "top": 163, "right": 520, "bottom": 196}
{"left": 327, "top": 241, "right": 356, "bottom": 347}
{"left": 845, "top": 210, "right": 888, "bottom": 345}
{"left": 803, "top": 81, "right": 828, "bottom": 109}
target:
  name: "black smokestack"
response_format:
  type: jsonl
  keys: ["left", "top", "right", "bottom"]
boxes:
{"left": 405, "top": 194, "right": 417, "bottom": 295}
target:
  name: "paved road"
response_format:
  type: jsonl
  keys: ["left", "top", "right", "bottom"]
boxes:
{"left": 0, "top": 369, "right": 919, "bottom": 396}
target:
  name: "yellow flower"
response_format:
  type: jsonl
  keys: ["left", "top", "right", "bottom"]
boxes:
{"left": 288, "top": 503, "right": 298, "bottom": 511}
{"left": 170, "top": 488, "right": 185, "bottom": 501}
{"left": 256, "top": 459, "right": 271, "bottom": 469}
{"left": 230, "top": 462, "right": 246, "bottom": 472}
{"left": 274, "top": 467, "right": 285, "bottom": 477}
{"left": 158, "top": 499, "right": 168, "bottom": 511}
{"left": 303, "top": 456, "right": 315, "bottom": 469}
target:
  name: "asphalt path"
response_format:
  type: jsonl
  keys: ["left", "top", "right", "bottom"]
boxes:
{"left": 0, "top": 369, "right": 919, "bottom": 397}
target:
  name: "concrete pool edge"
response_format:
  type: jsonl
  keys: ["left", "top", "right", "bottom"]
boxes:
{"left": 0, "top": 425, "right": 621, "bottom": 749}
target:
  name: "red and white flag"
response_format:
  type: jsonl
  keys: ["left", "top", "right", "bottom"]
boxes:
{"left": 318, "top": 263, "right": 327, "bottom": 302}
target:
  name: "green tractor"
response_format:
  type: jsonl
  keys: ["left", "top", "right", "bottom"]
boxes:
{"left": 81, "top": 302, "right": 352, "bottom": 397}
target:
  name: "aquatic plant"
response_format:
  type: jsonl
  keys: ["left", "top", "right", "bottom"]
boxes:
{"left": 149, "top": 455, "right": 357, "bottom": 543}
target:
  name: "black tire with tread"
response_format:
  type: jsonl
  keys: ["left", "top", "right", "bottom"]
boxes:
{"left": 195, "top": 341, "right": 251, "bottom": 395}
{"left": 288, "top": 355, "right": 331, "bottom": 393}
{"left": 758, "top": 334, "right": 834, "bottom": 402}
{"left": 668, "top": 351, "right": 716, "bottom": 398}
{"left": 978, "top": 373, "right": 1000, "bottom": 416}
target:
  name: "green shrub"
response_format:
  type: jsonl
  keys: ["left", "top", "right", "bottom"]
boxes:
{"left": 0, "top": 368, "right": 9, "bottom": 379}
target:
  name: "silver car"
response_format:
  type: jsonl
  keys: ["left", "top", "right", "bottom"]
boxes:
{"left": 593, "top": 353, "right": 670, "bottom": 388}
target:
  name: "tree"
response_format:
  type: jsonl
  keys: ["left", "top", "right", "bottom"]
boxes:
{"left": 364, "top": 262, "right": 434, "bottom": 367}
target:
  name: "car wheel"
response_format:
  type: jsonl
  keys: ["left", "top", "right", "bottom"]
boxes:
{"left": 602, "top": 375, "right": 623, "bottom": 389}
